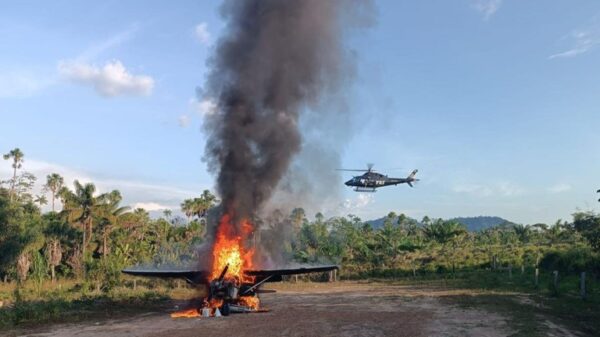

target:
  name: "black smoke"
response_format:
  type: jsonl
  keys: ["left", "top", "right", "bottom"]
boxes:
{"left": 203, "top": 0, "right": 374, "bottom": 233}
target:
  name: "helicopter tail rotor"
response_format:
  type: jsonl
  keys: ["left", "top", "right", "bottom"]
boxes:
{"left": 406, "top": 169, "right": 419, "bottom": 188}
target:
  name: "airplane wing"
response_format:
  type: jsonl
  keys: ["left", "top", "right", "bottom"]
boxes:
{"left": 246, "top": 265, "right": 338, "bottom": 282}
{"left": 245, "top": 265, "right": 338, "bottom": 277}
{"left": 122, "top": 268, "right": 208, "bottom": 285}
{"left": 122, "top": 265, "right": 338, "bottom": 284}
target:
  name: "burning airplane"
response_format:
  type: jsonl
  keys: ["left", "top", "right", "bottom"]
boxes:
{"left": 123, "top": 0, "right": 370, "bottom": 317}
{"left": 123, "top": 214, "right": 337, "bottom": 316}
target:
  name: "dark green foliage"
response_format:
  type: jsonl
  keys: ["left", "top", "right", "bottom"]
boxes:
{"left": 539, "top": 247, "right": 600, "bottom": 275}
{"left": 422, "top": 219, "right": 466, "bottom": 244}
{"left": 573, "top": 211, "right": 600, "bottom": 252}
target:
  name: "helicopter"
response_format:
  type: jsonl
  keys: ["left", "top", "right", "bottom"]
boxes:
{"left": 339, "top": 164, "right": 419, "bottom": 192}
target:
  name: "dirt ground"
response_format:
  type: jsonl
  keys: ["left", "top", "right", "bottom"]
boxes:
{"left": 3, "top": 282, "right": 581, "bottom": 337}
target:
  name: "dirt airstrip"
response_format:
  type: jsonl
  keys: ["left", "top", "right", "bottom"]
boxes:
{"left": 4, "top": 282, "right": 583, "bottom": 337}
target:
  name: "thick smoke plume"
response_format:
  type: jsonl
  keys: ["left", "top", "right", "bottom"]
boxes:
{"left": 203, "top": 0, "right": 373, "bottom": 234}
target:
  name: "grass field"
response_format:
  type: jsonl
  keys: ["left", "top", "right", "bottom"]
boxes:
{"left": 1, "top": 271, "right": 599, "bottom": 336}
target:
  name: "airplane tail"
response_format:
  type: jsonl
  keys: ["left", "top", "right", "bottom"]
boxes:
{"left": 406, "top": 169, "right": 419, "bottom": 188}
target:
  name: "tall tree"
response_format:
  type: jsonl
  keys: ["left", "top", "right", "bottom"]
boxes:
{"left": 16, "top": 252, "right": 31, "bottom": 282}
{"left": 422, "top": 220, "right": 467, "bottom": 245}
{"left": 573, "top": 211, "right": 600, "bottom": 251}
{"left": 2, "top": 148, "right": 24, "bottom": 201}
{"left": 97, "top": 190, "right": 129, "bottom": 259}
{"left": 180, "top": 190, "right": 217, "bottom": 223}
{"left": 44, "top": 173, "right": 64, "bottom": 212}
{"left": 198, "top": 189, "right": 217, "bottom": 218}
{"left": 45, "top": 238, "right": 62, "bottom": 282}
{"left": 180, "top": 199, "right": 195, "bottom": 222}
{"left": 290, "top": 207, "right": 307, "bottom": 234}
{"left": 60, "top": 181, "right": 106, "bottom": 257}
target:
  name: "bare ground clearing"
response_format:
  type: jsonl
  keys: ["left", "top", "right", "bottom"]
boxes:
{"left": 3, "top": 281, "right": 583, "bottom": 337}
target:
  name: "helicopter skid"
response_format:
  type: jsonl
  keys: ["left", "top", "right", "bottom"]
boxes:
{"left": 353, "top": 187, "right": 376, "bottom": 192}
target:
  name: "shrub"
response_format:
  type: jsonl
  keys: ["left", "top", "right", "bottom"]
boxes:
{"left": 539, "top": 247, "right": 600, "bottom": 275}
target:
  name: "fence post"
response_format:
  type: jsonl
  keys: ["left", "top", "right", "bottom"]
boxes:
{"left": 334, "top": 269, "right": 337, "bottom": 282}
{"left": 553, "top": 270, "right": 559, "bottom": 294}
{"left": 535, "top": 268, "right": 539, "bottom": 288}
{"left": 581, "top": 272, "right": 586, "bottom": 300}
{"left": 521, "top": 265, "right": 525, "bottom": 275}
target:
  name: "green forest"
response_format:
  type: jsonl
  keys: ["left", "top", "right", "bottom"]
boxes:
{"left": 2, "top": 147, "right": 600, "bottom": 326}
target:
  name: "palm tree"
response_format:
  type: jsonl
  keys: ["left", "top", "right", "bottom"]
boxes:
{"left": 192, "top": 190, "right": 217, "bottom": 220}
{"left": 61, "top": 180, "right": 105, "bottom": 257}
{"left": 198, "top": 190, "right": 217, "bottom": 216}
{"left": 421, "top": 220, "right": 467, "bottom": 274}
{"left": 97, "top": 190, "right": 129, "bottom": 259}
{"left": 422, "top": 220, "right": 466, "bottom": 245}
{"left": 512, "top": 224, "right": 531, "bottom": 243}
{"left": 44, "top": 173, "right": 64, "bottom": 212}
{"left": 34, "top": 194, "right": 48, "bottom": 207}
{"left": 3, "top": 148, "right": 24, "bottom": 201}
{"left": 180, "top": 190, "right": 217, "bottom": 223}
{"left": 181, "top": 199, "right": 195, "bottom": 222}
{"left": 163, "top": 209, "right": 172, "bottom": 220}
{"left": 546, "top": 220, "right": 565, "bottom": 246}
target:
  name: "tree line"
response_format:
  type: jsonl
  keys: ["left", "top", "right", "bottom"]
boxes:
{"left": 0, "top": 148, "right": 216, "bottom": 291}
{"left": 1, "top": 147, "right": 600, "bottom": 293}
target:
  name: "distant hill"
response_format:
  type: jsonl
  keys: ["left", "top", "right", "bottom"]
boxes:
{"left": 366, "top": 215, "right": 419, "bottom": 229}
{"left": 450, "top": 216, "right": 514, "bottom": 231}
{"left": 366, "top": 215, "right": 514, "bottom": 232}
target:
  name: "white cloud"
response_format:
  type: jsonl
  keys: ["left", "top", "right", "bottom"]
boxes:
{"left": 497, "top": 181, "right": 525, "bottom": 197}
{"left": 58, "top": 60, "right": 154, "bottom": 97}
{"left": 132, "top": 202, "right": 173, "bottom": 211}
{"left": 471, "top": 0, "right": 502, "bottom": 21}
{"left": 548, "top": 183, "right": 572, "bottom": 194}
{"left": 453, "top": 181, "right": 524, "bottom": 197}
{"left": 549, "top": 29, "right": 600, "bottom": 59}
{"left": 178, "top": 114, "right": 191, "bottom": 128}
{"left": 453, "top": 184, "right": 493, "bottom": 197}
{"left": 195, "top": 23, "right": 211, "bottom": 45}
{"left": 0, "top": 158, "right": 202, "bottom": 214}
{"left": 0, "top": 70, "right": 54, "bottom": 98}
{"left": 190, "top": 97, "right": 218, "bottom": 117}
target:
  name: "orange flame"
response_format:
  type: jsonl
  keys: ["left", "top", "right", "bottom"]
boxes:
{"left": 170, "top": 308, "right": 200, "bottom": 318}
{"left": 238, "top": 296, "right": 260, "bottom": 310}
{"left": 210, "top": 214, "right": 255, "bottom": 282}
{"left": 171, "top": 214, "right": 260, "bottom": 319}
{"left": 208, "top": 298, "right": 223, "bottom": 309}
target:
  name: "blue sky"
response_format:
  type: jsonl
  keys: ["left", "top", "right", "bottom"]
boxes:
{"left": 1, "top": 0, "right": 599, "bottom": 224}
